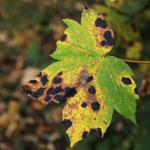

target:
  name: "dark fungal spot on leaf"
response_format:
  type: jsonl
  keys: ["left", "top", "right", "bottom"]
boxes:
{"left": 41, "top": 74, "right": 48, "bottom": 85}
{"left": 82, "top": 131, "right": 88, "bottom": 139}
{"left": 29, "top": 80, "right": 38, "bottom": 84}
{"left": 32, "top": 88, "right": 45, "bottom": 99}
{"left": 81, "top": 102, "right": 87, "bottom": 108}
{"left": 47, "top": 86, "right": 62, "bottom": 95}
{"left": 100, "top": 40, "right": 107, "bottom": 46}
{"left": 95, "top": 18, "right": 107, "bottom": 28}
{"left": 44, "top": 95, "right": 51, "bottom": 102}
{"left": 122, "top": 77, "right": 132, "bottom": 85}
{"left": 86, "top": 76, "right": 93, "bottom": 82}
{"left": 64, "top": 87, "right": 77, "bottom": 97}
{"left": 134, "top": 87, "right": 139, "bottom": 95}
{"left": 107, "top": 38, "right": 114, "bottom": 46}
{"left": 91, "top": 101, "right": 100, "bottom": 111}
{"left": 47, "top": 88, "right": 53, "bottom": 95}
{"left": 63, "top": 119, "right": 72, "bottom": 129}
{"left": 61, "top": 34, "right": 67, "bottom": 41}
{"left": 103, "top": 31, "right": 114, "bottom": 46}
{"left": 103, "top": 31, "right": 111, "bottom": 39}
{"left": 53, "top": 76, "right": 62, "bottom": 84}
{"left": 88, "top": 86, "right": 96, "bottom": 94}
{"left": 54, "top": 95, "right": 65, "bottom": 103}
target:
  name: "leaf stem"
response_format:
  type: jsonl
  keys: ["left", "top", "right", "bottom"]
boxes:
{"left": 82, "top": 2, "right": 89, "bottom": 10}
{"left": 122, "top": 59, "right": 150, "bottom": 64}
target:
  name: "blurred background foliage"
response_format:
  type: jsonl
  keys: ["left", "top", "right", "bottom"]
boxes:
{"left": 0, "top": 0, "right": 150, "bottom": 150}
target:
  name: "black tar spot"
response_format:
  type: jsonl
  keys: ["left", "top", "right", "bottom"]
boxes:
{"left": 100, "top": 40, "right": 107, "bottom": 46}
{"left": 32, "top": 88, "right": 45, "bottom": 99}
{"left": 41, "top": 74, "right": 48, "bottom": 85}
{"left": 64, "top": 87, "right": 77, "bottom": 97}
{"left": 91, "top": 101, "right": 100, "bottom": 111}
{"left": 53, "top": 77, "right": 62, "bottom": 84}
{"left": 47, "top": 87, "right": 62, "bottom": 95}
{"left": 87, "top": 76, "right": 93, "bottom": 82}
{"left": 54, "top": 95, "right": 65, "bottom": 103}
{"left": 63, "top": 119, "right": 72, "bottom": 129}
{"left": 134, "top": 87, "right": 139, "bottom": 95}
{"left": 29, "top": 80, "right": 38, "bottom": 84}
{"left": 95, "top": 18, "right": 107, "bottom": 28}
{"left": 103, "top": 31, "right": 114, "bottom": 46}
{"left": 88, "top": 86, "right": 96, "bottom": 94}
{"left": 82, "top": 131, "right": 88, "bottom": 139}
{"left": 61, "top": 34, "right": 67, "bottom": 41}
{"left": 122, "top": 77, "right": 132, "bottom": 85}
{"left": 81, "top": 102, "right": 87, "bottom": 108}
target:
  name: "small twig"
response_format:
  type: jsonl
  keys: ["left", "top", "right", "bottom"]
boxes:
{"left": 82, "top": 2, "right": 89, "bottom": 10}
{"left": 121, "top": 59, "right": 150, "bottom": 64}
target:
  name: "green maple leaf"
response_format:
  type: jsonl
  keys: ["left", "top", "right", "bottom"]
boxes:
{"left": 23, "top": 9, "right": 139, "bottom": 147}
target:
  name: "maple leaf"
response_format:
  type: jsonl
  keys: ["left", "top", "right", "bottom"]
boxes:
{"left": 23, "top": 9, "right": 139, "bottom": 147}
